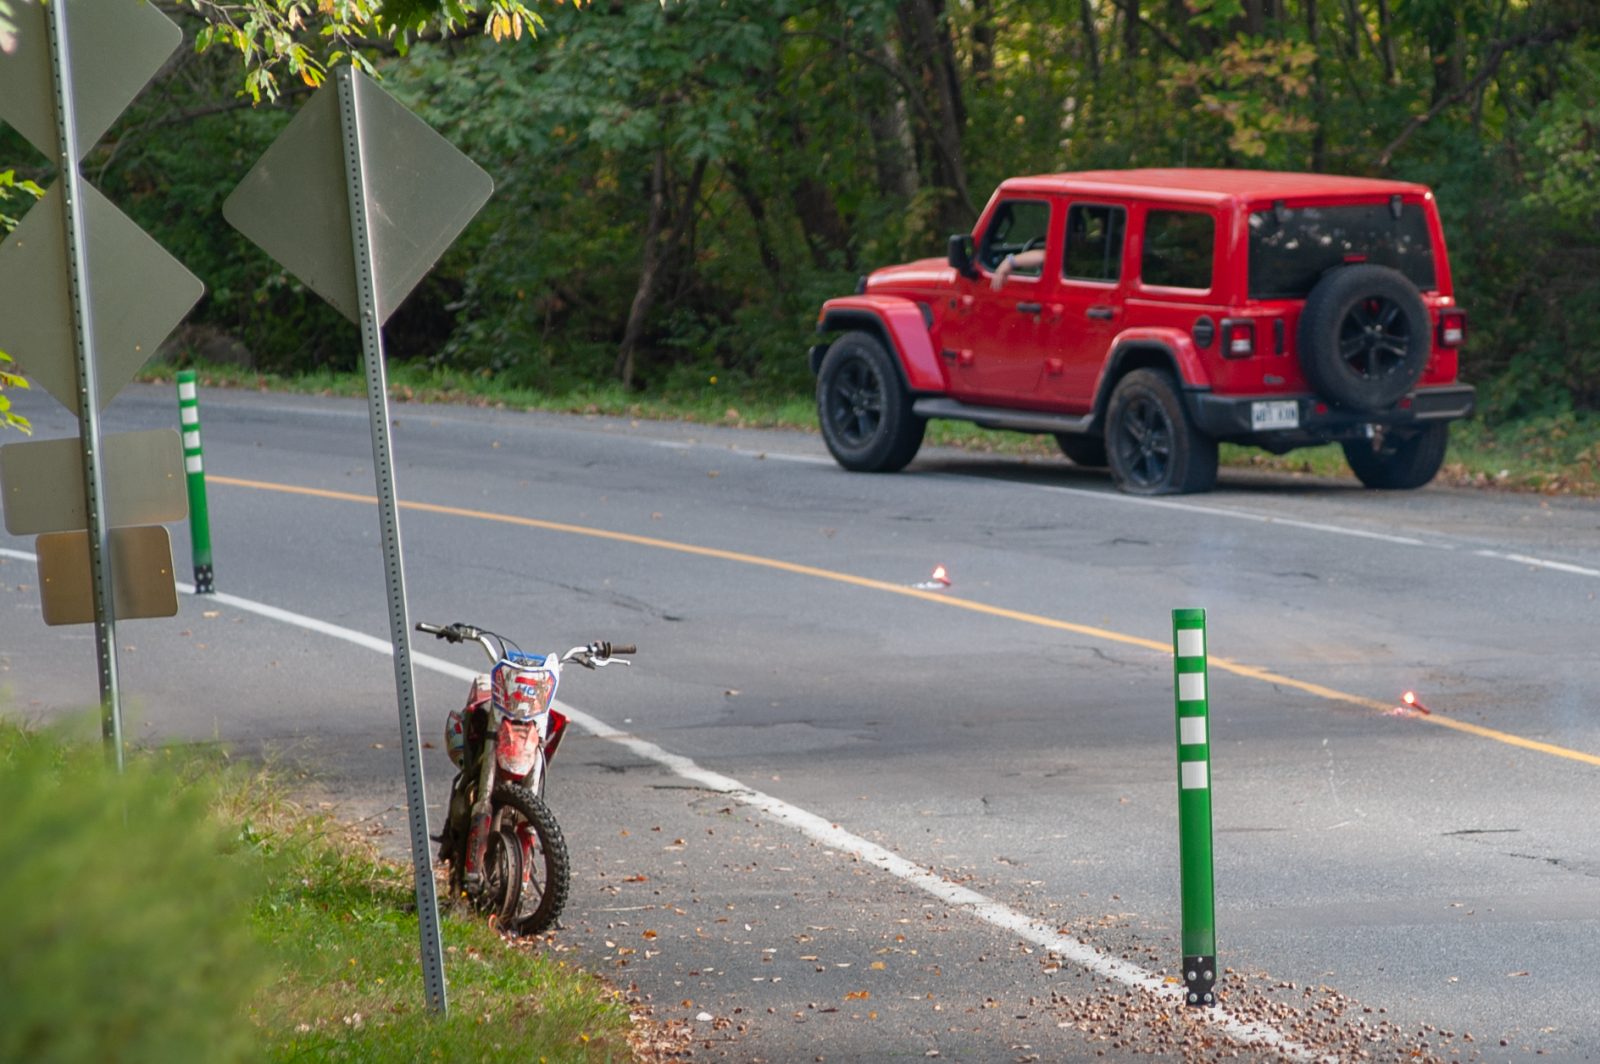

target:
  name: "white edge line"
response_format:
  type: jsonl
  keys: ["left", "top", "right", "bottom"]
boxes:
{"left": 1474, "top": 548, "right": 1600, "bottom": 578}
{"left": 0, "top": 541, "right": 1325, "bottom": 1061}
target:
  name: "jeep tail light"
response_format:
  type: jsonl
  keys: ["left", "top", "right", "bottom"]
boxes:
{"left": 1437, "top": 309, "right": 1466, "bottom": 348}
{"left": 1221, "top": 320, "right": 1255, "bottom": 359}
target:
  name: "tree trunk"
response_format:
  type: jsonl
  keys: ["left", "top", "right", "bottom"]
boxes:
{"left": 971, "top": 0, "right": 995, "bottom": 84}
{"left": 789, "top": 122, "right": 855, "bottom": 271}
{"left": 728, "top": 161, "right": 785, "bottom": 292}
{"left": 896, "top": 0, "right": 975, "bottom": 234}
{"left": 1306, "top": 0, "right": 1326, "bottom": 169}
{"left": 1079, "top": 0, "right": 1102, "bottom": 83}
{"left": 1376, "top": 0, "right": 1398, "bottom": 85}
{"left": 616, "top": 147, "right": 668, "bottom": 387}
{"left": 616, "top": 152, "right": 707, "bottom": 386}
{"left": 866, "top": 37, "right": 919, "bottom": 202}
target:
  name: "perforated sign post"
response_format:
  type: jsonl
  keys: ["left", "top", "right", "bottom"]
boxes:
{"left": 225, "top": 66, "right": 494, "bottom": 1016}
{"left": 0, "top": 0, "right": 200, "bottom": 769}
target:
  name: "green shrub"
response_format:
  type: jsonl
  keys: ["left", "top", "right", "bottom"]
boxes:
{"left": 0, "top": 721, "right": 269, "bottom": 1064}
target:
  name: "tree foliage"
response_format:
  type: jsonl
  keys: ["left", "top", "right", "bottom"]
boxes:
{"left": 4, "top": 0, "right": 1600, "bottom": 423}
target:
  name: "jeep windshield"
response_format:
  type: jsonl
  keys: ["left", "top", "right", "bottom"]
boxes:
{"left": 1247, "top": 202, "right": 1436, "bottom": 300}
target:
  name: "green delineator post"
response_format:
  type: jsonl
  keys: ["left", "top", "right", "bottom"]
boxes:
{"left": 1172, "top": 607, "right": 1216, "bottom": 1007}
{"left": 176, "top": 370, "right": 213, "bottom": 593}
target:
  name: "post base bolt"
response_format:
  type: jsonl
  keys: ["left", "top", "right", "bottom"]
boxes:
{"left": 1182, "top": 954, "right": 1217, "bottom": 1009}
{"left": 194, "top": 564, "right": 214, "bottom": 595}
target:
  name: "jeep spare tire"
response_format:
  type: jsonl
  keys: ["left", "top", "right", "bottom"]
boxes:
{"left": 1297, "top": 264, "right": 1431, "bottom": 412}
{"left": 817, "top": 330, "right": 926, "bottom": 472}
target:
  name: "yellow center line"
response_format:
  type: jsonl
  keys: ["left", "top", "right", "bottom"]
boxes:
{"left": 211, "top": 473, "right": 1600, "bottom": 769}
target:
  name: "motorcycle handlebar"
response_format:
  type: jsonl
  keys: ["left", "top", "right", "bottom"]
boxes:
{"left": 415, "top": 621, "right": 473, "bottom": 644}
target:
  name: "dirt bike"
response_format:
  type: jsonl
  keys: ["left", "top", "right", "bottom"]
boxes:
{"left": 416, "top": 620, "right": 633, "bottom": 935}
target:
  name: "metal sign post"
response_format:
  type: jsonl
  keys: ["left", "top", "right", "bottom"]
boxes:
{"left": 45, "top": 0, "right": 120, "bottom": 766}
{"left": 225, "top": 65, "right": 492, "bottom": 1017}
{"left": 334, "top": 66, "right": 447, "bottom": 1015}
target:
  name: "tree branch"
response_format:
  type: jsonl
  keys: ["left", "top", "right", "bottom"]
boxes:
{"left": 1377, "top": 23, "right": 1576, "bottom": 168}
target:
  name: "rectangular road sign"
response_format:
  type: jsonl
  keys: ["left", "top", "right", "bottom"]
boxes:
{"left": 37, "top": 525, "right": 177, "bottom": 625}
{"left": 1, "top": 429, "right": 186, "bottom": 534}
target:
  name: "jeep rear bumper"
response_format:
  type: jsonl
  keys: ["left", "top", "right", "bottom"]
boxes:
{"left": 1186, "top": 384, "right": 1475, "bottom": 448}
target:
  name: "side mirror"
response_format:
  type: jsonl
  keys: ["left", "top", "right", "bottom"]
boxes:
{"left": 947, "top": 234, "right": 978, "bottom": 279}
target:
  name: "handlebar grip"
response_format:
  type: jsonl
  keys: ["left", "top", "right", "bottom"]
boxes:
{"left": 608, "top": 644, "right": 637, "bottom": 656}
{"left": 415, "top": 622, "right": 467, "bottom": 643}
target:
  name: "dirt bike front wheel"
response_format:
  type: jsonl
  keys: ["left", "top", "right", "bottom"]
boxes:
{"left": 491, "top": 781, "right": 570, "bottom": 935}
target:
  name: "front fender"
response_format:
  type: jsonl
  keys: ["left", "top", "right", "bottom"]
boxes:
{"left": 814, "top": 295, "right": 944, "bottom": 393}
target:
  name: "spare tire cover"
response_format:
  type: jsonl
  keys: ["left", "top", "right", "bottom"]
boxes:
{"left": 1297, "top": 264, "right": 1431, "bottom": 412}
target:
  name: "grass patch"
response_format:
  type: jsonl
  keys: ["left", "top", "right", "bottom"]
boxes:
{"left": 141, "top": 362, "right": 1600, "bottom": 495}
{"left": 0, "top": 718, "right": 635, "bottom": 1063}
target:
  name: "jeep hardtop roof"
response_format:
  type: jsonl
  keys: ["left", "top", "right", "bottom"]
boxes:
{"left": 995, "top": 168, "right": 1433, "bottom": 207}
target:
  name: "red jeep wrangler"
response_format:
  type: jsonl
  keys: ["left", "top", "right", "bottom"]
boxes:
{"left": 810, "top": 169, "right": 1474, "bottom": 494}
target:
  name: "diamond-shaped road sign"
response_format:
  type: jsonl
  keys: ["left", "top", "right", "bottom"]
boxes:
{"left": 0, "top": 0, "right": 181, "bottom": 162}
{"left": 0, "top": 180, "right": 204, "bottom": 416}
{"left": 223, "top": 70, "right": 494, "bottom": 326}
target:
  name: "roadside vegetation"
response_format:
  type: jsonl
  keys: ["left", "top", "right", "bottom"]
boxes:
{"left": 0, "top": 718, "right": 635, "bottom": 1064}
{"left": 142, "top": 361, "right": 1600, "bottom": 497}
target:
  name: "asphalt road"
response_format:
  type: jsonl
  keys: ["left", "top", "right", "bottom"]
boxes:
{"left": 4, "top": 383, "right": 1599, "bottom": 1062}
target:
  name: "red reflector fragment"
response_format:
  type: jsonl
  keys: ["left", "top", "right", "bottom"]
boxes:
{"left": 1313, "top": 403, "right": 1328, "bottom": 415}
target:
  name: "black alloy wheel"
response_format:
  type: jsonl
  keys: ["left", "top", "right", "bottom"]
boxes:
{"left": 1105, "top": 369, "right": 1218, "bottom": 495}
{"left": 1338, "top": 296, "right": 1413, "bottom": 382}
{"left": 828, "top": 355, "right": 884, "bottom": 448}
{"left": 816, "top": 330, "right": 926, "bottom": 472}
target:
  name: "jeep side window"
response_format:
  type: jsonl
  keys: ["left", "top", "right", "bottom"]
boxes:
{"left": 1140, "top": 209, "right": 1214, "bottom": 290}
{"left": 1063, "top": 204, "right": 1125, "bottom": 283}
{"left": 979, "top": 200, "right": 1050, "bottom": 276}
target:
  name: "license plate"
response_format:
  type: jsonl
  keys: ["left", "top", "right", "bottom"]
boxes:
{"left": 1251, "top": 400, "right": 1299, "bottom": 430}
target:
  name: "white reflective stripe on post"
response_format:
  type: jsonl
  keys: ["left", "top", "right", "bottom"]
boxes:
{"left": 1181, "top": 761, "right": 1209, "bottom": 790}
{"left": 182, "top": 430, "right": 200, "bottom": 450}
{"left": 178, "top": 380, "right": 197, "bottom": 401}
{"left": 180, "top": 406, "right": 198, "bottom": 425}
{"left": 185, "top": 454, "right": 202, "bottom": 474}
{"left": 1180, "top": 716, "right": 1207, "bottom": 746}
{"left": 1178, "top": 671, "right": 1206, "bottom": 703}
{"left": 1177, "top": 627, "right": 1205, "bottom": 659}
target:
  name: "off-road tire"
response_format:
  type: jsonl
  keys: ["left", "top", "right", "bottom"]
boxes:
{"left": 1298, "top": 265, "right": 1431, "bottom": 412}
{"left": 817, "top": 331, "right": 926, "bottom": 472}
{"left": 1341, "top": 423, "right": 1449, "bottom": 490}
{"left": 1054, "top": 433, "right": 1108, "bottom": 467}
{"left": 1105, "top": 369, "right": 1218, "bottom": 495}
{"left": 492, "top": 782, "right": 570, "bottom": 935}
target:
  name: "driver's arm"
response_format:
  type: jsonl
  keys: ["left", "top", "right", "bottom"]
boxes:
{"left": 990, "top": 249, "right": 1046, "bottom": 291}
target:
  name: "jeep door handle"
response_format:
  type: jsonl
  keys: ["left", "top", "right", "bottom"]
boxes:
{"left": 1086, "top": 306, "right": 1115, "bottom": 321}
{"left": 1016, "top": 302, "right": 1043, "bottom": 315}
